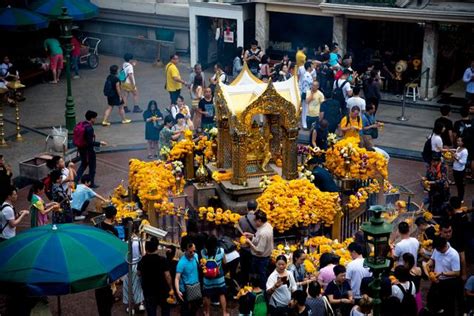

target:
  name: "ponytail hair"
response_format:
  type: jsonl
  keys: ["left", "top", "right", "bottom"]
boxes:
{"left": 28, "top": 181, "right": 44, "bottom": 202}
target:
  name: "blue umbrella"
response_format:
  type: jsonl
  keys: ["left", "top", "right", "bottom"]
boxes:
{"left": 0, "top": 6, "right": 49, "bottom": 31}
{"left": 0, "top": 224, "right": 128, "bottom": 296}
{"left": 29, "top": 0, "right": 99, "bottom": 21}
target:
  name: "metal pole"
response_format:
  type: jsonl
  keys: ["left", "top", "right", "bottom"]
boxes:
{"left": 369, "top": 272, "right": 382, "bottom": 316}
{"left": 397, "top": 86, "right": 408, "bottom": 121}
{"left": 15, "top": 101, "right": 23, "bottom": 141}
{"left": 424, "top": 67, "right": 430, "bottom": 101}
{"left": 127, "top": 220, "right": 133, "bottom": 316}
{"left": 0, "top": 103, "right": 7, "bottom": 147}
{"left": 57, "top": 296, "right": 62, "bottom": 316}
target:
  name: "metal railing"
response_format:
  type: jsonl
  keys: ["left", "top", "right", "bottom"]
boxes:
{"left": 398, "top": 67, "right": 430, "bottom": 121}
{"left": 326, "top": 0, "right": 395, "bottom": 5}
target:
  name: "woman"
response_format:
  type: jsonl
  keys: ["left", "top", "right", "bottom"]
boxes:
{"left": 402, "top": 253, "right": 422, "bottom": 313}
{"left": 390, "top": 266, "right": 417, "bottom": 316}
{"left": 232, "top": 46, "right": 243, "bottom": 78}
{"left": 310, "top": 119, "right": 329, "bottom": 151}
{"left": 122, "top": 218, "right": 145, "bottom": 313}
{"left": 172, "top": 113, "right": 192, "bottom": 141}
{"left": 266, "top": 255, "right": 297, "bottom": 315}
{"left": 288, "top": 250, "right": 316, "bottom": 291}
{"left": 28, "top": 181, "right": 59, "bottom": 228}
{"left": 424, "top": 154, "right": 449, "bottom": 214}
{"left": 158, "top": 115, "right": 182, "bottom": 154}
{"left": 259, "top": 55, "right": 273, "bottom": 82}
{"left": 339, "top": 106, "right": 362, "bottom": 142}
{"left": 277, "top": 64, "right": 292, "bottom": 82}
{"left": 452, "top": 136, "right": 468, "bottom": 202}
{"left": 102, "top": 64, "right": 131, "bottom": 126}
{"left": 143, "top": 100, "right": 163, "bottom": 159}
{"left": 49, "top": 156, "right": 75, "bottom": 195}
{"left": 431, "top": 121, "right": 445, "bottom": 155}
{"left": 325, "top": 265, "right": 354, "bottom": 316}
{"left": 201, "top": 235, "right": 228, "bottom": 316}
{"left": 364, "top": 71, "right": 381, "bottom": 112}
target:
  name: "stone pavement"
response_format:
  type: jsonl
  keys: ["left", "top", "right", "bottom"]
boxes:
{"left": 1, "top": 54, "right": 464, "bottom": 177}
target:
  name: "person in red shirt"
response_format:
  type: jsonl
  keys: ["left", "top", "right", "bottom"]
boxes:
{"left": 71, "top": 34, "right": 81, "bottom": 79}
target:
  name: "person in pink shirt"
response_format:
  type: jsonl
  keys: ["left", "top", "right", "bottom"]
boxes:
{"left": 317, "top": 254, "right": 339, "bottom": 290}
{"left": 71, "top": 34, "right": 81, "bottom": 79}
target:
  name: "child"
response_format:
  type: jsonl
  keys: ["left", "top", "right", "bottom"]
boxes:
{"left": 350, "top": 294, "right": 373, "bottom": 316}
{"left": 238, "top": 276, "right": 267, "bottom": 316}
{"left": 71, "top": 174, "right": 109, "bottom": 221}
{"left": 289, "top": 289, "right": 311, "bottom": 316}
{"left": 28, "top": 181, "right": 59, "bottom": 227}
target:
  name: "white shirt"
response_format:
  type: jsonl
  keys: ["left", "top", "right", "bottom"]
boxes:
{"left": 346, "top": 96, "right": 366, "bottom": 112}
{"left": 391, "top": 281, "right": 416, "bottom": 302}
{"left": 463, "top": 67, "right": 474, "bottom": 93}
{"left": 346, "top": 257, "right": 372, "bottom": 299}
{"left": 394, "top": 237, "right": 420, "bottom": 265}
{"left": 431, "top": 134, "right": 443, "bottom": 152}
{"left": 0, "top": 202, "right": 15, "bottom": 239}
{"left": 333, "top": 79, "right": 353, "bottom": 101}
{"left": 123, "top": 62, "right": 134, "bottom": 84}
{"left": 211, "top": 72, "right": 227, "bottom": 84}
{"left": 431, "top": 245, "right": 460, "bottom": 280}
{"left": 453, "top": 147, "right": 468, "bottom": 171}
{"left": 266, "top": 269, "right": 297, "bottom": 307}
{"left": 61, "top": 167, "right": 70, "bottom": 193}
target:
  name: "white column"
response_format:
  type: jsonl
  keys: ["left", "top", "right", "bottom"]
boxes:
{"left": 421, "top": 22, "right": 438, "bottom": 99}
{"left": 255, "top": 3, "right": 269, "bottom": 52}
{"left": 189, "top": 14, "right": 198, "bottom": 68}
{"left": 332, "top": 15, "right": 347, "bottom": 56}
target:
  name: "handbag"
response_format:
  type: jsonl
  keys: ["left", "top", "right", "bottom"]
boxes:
{"left": 185, "top": 282, "right": 202, "bottom": 302}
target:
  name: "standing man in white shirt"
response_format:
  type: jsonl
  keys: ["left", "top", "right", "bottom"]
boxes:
{"left": 346, "top": 86, "right": 366, "bottom": 112}
{"left": 0, "top": 186, "right": 29, "bottom": 241}
{"left": 300, "top": 62, "right": 315, "bottom": 129}
{"left": 121, "top": 53, "right": 143, "bottom": 113}
{"left": 423, "top": 236, "right": 461, "bottom": 316}
{"left": 393, "top": 221, "right": 420, "bottom": 266}
{"left": 346, "top": 243, "right": 371, "bottom": 304}
{"left": 462, "top": 60, "right": 474, "bottom": 103}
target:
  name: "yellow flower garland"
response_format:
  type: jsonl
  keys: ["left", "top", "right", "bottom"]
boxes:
{"left": 197, "top": 206, "right": 241, "bottom": 225}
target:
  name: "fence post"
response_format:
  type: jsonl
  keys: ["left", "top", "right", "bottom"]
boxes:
{"left": 424, "top": 67, "right": 430, "bottom": 101}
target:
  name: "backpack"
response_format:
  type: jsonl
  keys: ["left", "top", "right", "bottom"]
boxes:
{"left": 0, "top": 204, "right": 11, "bottom": 235}
{"left": 118, "top": 68, "right": 127, "bottom": 82}
{"left": 43, "top": 173, "right": 53, "bottom": 201}
{"left": 396, "top": 283, "right": 417, "bottom": 316}
{"left": 203, "top": 249, "right": 222, "bottom": 279}
{"left": 333, "top": 80, "right": 349, "bottom": 107}
{"left": 422, "top": 135, "right": 433, "bottom": 163}
{"left": 103, "top": 77, "right": 114, "bottom": 97}
{"left": 73, "top": 121, "right": 91, "bottom": 149}
{"left": 252, "top": 291, "right": 268, "bottom": 316}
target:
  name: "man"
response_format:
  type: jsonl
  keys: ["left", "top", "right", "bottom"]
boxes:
{"left": 295, "top": 46, "right": 307, "bottom": 69}
{"left": 189, "top": 63, "right": 205, "bottom": 89}
{"left": 319, "top": 97, "right": 342, "bottom": 134}
{"left": 393, "top": 221, "right": 420, "bottom": 265}
{"left": 237, "top": 200, "right": 258, "bottom": 285}
{"left": 244, "top": 210, "right": 274, "bottom": 290}
{"left": 165, "top": 54, "right": 186, "bottom": 105}
{"left": 121, "top": 53, "right": 142, "bottom": 113}
{"left": 453, "top": 106, "right": 472, "bottom": 141}
{"left": 333, "top": 69, "right": 353, "bottom": 115}
{"left": 360, "top": 103, "right": 381, "bottom": 151}
{"left": 175, "top": 243, "right": 200, "bottom": 315}
{"left": 44, "top": 37, "right": 63, "bottom": 84}
{"left": 198, "top": 87, "right": 215, "bottom": 129}
{"left": 0, "top": 155, "right": 12, "bottom": 202}
{"left": 75, "top": 111, "right": 107, "bottom": 188}
{"left": 307, "top": 157, "right": 339, "bottom": 192}
{"left": 209, "top": 63, "right": 227, "bottom": 95}
{"left": 305, "top": 81, "right": 325, "bottom": 129}
{"left": 423, "top": 236, "right": 461, "bottom": 316}
{"left": 434, "top": 104, "right": 454, "bottom": 147}
{"left": 346, "top": 86, "right": 366, "bottom": 112}
{"left": 463, "top": 60, "right": 474, "bottom": 103}
{"left": 138, "top": 237, "right": 174, "bottom": 316}
{"left": 95, "top": 205, "right": 118, "bottom": 316}
{"left": 300, "top": 61, "right": 314, "bottom": 129}
{"left": 346, "top": 242, "right": 372, "bottom": 303}
{"left": 0, "top": 185, "right": 29, "bottom": 241}
{"left": 71, "top": 174, "right": 109, "bottom": 221}
{"left": 244, "top": 40, "right": 263, "bottom": 76}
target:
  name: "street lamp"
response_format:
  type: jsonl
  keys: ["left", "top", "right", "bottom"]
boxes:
{"left": 360, "top": 205, "right": 393, "bottom": 316}
{"left": 58, "top": 7, "right": 76, "bottom": 147}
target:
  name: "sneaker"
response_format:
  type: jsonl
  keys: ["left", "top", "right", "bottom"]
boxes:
{"left": 126, "top": 307, "right": 135, "bottom": 315}
{"left": 73, "top": 75, "right": 80, "bottom": 79}
{"left": 133, "top": 106, "right": 143, "bottom": 113}
{"left": 102, "top": 121, "right": 111, "bottom": 126}
{"left": 138, "top": 303, "right": 145, "bottom": 311}
{"left": 124, "top": 106, "right": 131, "bottom": 113}
{"left": 122, "top": 119, "right": 131, "bottom": 124}
{"left": 74, "top": 215, "right": 86, "bottom": 221}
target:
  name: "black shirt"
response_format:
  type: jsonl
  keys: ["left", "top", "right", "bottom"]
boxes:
{"left": 198, "top": 97, "right": 215, "bottom": 126}
{"left": 107, "top": 75, "right": 120, "bottom": 98}
{"left": 434, "top": 117, "right": 453, "bottom": 147}
{"left": 137, "top": 253, "right": 170, "bottom": 297}
{"left": 98, "top": 221, "right": 118, "bottom": 237}
{"left": 312, "top": 166, "right": 339, "bottom": 192}
{"left": 453, "top": 118, "right": 472, "bottom": 138}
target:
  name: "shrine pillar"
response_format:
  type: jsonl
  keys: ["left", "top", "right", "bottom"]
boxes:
{"left": 282, "top": 127, "right": 298, "bottom": 180}
{"left": 217, "top": 118, "right": 230, "bottom": 169}
{"left": 231, "top": 131, "right": 247, "bottom": 185}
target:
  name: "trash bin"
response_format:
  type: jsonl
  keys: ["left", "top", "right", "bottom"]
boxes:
{"left": 51, "top": 126, "right": 67, "bottom": 152}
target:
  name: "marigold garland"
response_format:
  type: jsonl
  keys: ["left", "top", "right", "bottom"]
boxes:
{"left": 168, "top": 138, "right": 194, "bottom": 161}
{"left": 212, "top": 170, "right": 233, "bottom": 183}
{"left": 346, "top": 179, "right": 381, "bottom": 210}
{"left": 256, "top": 176, "right": 342, "bottom": 233}
{"left": 198, "top": 206, "right": 241, "bottom": 225}
{"left": 325, "top": 137, "right": 388, "bottom": 180}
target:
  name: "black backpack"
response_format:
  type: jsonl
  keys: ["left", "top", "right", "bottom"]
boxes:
{"left": 103, "top": 77, "right": 114, "bottom": 97}
{"left": 422, "top": 135, "right": 433, "bottom": 163}
{"left": 332, "top": 80, "right": 349, "bottom": 107}
{"left": 396, "top": 283, "right": 417, "bottom": 316}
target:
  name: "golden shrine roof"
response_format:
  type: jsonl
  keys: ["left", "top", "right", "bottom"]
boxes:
{"left": 218, "top": 63, "right": 300, "bottom": 117}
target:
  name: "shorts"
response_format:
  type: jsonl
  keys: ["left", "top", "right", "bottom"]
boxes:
{"left": 107, "top": 95, "right": 123, "bottom": 106}
{"left": 50, "top": 54, "right": 64, "bottom": 70}
{"left": 202, "top": 286, "right": 226, "bottom": 298}
{"left": 122, "top": 82, "right": 136, "bottom": 92}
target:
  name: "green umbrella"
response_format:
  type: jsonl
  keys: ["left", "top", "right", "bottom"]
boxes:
{"left": 29, "top": 0, "right": 98, "bottom": 20}
{"left": 0, "top": 5, "right": 49, "bottom": 31}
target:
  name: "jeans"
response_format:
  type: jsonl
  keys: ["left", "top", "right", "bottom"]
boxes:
{"left": 306, "top": 116, "right": 318, "bottom": 130}
{"left": 169, "top": 89, "right": 181, "bottom": 105}
{"left": 76, "top": 148, "right": 96, "bottom": 185}
{"left": 71, "top": 55, "right": 80, "bottom": 76}
{"left": 144, "top": 296, "right": 170, "bottom": 316}
{"left": 453, "top": 169, "right": 465, "bottom": 201}
{"left": 251, "top": 256, "right": 270, "bottom": 290}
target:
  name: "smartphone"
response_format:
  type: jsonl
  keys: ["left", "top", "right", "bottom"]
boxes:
{"left": 279, "top": 276, "right": 288, "bottom": 283}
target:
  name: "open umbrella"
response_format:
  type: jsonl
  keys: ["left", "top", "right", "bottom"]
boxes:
{"left": 0, "top": 5, "right": 49, "bottom": 31}
{"left": 29, "top": 0, "right": 98, "bottom": 20}
{"left": 0, "top": 224, "right": 127, "bottom": 296}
